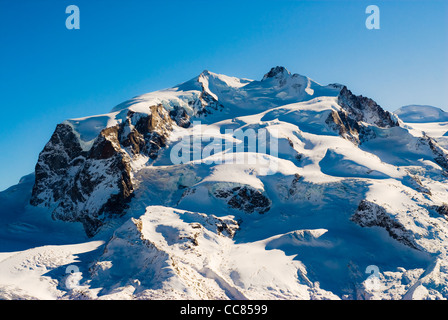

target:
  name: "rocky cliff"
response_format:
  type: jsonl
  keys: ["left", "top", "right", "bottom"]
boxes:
{"left": 31, "top": 105, "right": 178, "bottom": 236}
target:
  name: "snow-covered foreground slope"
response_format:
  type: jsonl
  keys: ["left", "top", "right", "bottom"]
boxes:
{"left": 1, "top": 67, "right": 448, "bottom": 300}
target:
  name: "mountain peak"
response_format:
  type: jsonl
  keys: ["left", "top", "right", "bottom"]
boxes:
{"left": 200, "top": 69, "right": 211, "bottom": 77}
{"left": 262, "top": 66, "right": 291, "bottom": 81}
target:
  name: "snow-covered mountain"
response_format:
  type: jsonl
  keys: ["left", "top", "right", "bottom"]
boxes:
{"left": 394, "top": 105, "right": 448, "bottom": 123}
{"left": 1, "top": 67, "right": 448, "bottom": 300}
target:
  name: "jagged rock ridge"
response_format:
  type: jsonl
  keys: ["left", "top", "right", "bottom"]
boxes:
{"left": 31, "top": 105, "right": 179, "bottom": 236}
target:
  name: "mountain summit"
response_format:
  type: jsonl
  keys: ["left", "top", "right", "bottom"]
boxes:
{"left": 262, "top": 66, "right": 291, "bottom": 81}
{"left": 1, "top": 67, "right": 448, "bottom": 300}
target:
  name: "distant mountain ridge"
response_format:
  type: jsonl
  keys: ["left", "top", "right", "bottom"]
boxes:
{"left": 394, "top": 105, "right": 448, "bottom": 123}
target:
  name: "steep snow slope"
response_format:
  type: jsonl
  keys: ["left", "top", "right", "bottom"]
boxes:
{"left": 1, "top": 67, "right": 448, "bottom": 300}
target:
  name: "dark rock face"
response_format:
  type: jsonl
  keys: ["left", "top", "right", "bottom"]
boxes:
{"left": 120, "top": 105, "right": 174, "bottom": 159}
{"left": 31, "top": 104, "right": 174, "bottom": 237}
{"left": 337, "top": 86, "right": 399, "bottom": 129}
{"left": 288, "top": 173, "right": 303, "bottom": 197}
{"left": 351, "top": 200, "right": 418, "bottom": 250}
{"left": 169, "top": 106, "right": 191, "bottom": 128}
{"left": 31, "top": 123, "right": 86, "bottom": 207}
{"left": 326, "top": 86, "right": 399, "bottom": 144}
{"left": 325, "top": 110, "right": 362, "bottom": 144}
{"left": 420, "top": 134, "right": 448, "bottom": 172}
{"left": 436, "top": 204, "right": 448, "bottom": 218}
{"left": 191, "top": 84, "right": 225, "bottom": 117}
{"left": 214, "top": 185, "right": 271, "bottom": 214}
{"left": 262, "top": 66, "right": 291, "bottom": 81}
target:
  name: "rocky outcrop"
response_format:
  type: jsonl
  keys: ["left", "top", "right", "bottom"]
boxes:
{"left": 325, "top": 110, "right": 362, "bottom": 144}
{"left": 169, "top": 105, "right": 191, "bottom": 128}
{"left": 262, "top": 66, "right": 291, "bottom": 85}
{"left": 31, "top": 104, "right": 175, "bottom": 237}
{"left": 191, "top": 84, "right": 225, "bottom": 117}
{"left": 119, "top": 105, "right": 174, "bottom": 159}
{"left": 337, "top": 86, "right": 399, "bottom": 129}
{"left": 402, "top": 174, "right": 432, "bottom": 195}
{"left": 436, "top": 204, "right": 448, "bottom": 218}
{"left": 419, "top": 133, "right": 448, "bottom": 172}
{"left": 351, "top": 200, "right": 418, "bottom": 250}
{"left": 326, "top": 86, "right": 399, "bottom": 144}
{"left": 287, "top": 173, "right": 304, "bottom": 197}
{"left": 214, "top": 185, "right": 271, "bottom": 214}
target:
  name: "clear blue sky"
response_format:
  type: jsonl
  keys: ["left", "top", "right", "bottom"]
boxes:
{"left": 0, "top": 0, "right": 447, "bottom": 191}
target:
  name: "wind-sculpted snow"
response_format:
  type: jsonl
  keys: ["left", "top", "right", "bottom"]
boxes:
{"left": 1, "top": 67, "right": 448, "bottom": 299}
